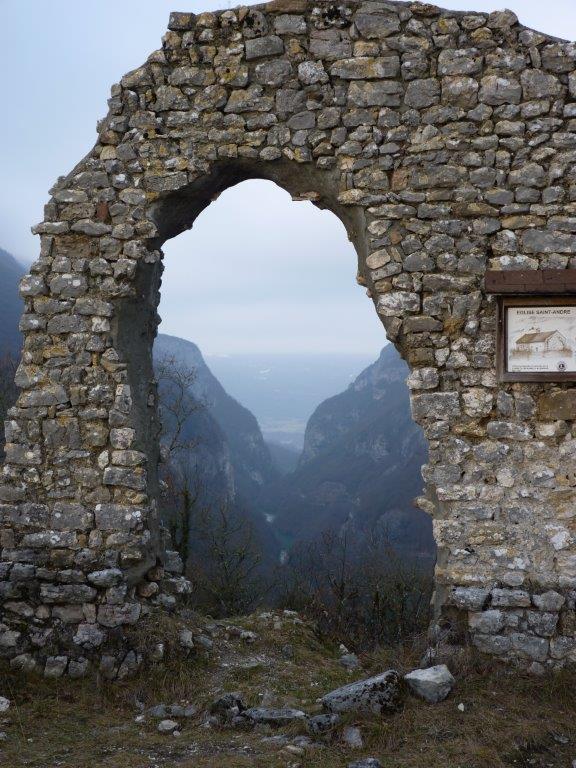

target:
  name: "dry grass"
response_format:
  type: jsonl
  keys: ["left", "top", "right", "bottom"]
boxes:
{"left": 0, "top": 612, "right": 574, "bottom": 768}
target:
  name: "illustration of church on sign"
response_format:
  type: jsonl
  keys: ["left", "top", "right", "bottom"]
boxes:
{"left": 514, "top": 328, "right": 572, "bottom": 355}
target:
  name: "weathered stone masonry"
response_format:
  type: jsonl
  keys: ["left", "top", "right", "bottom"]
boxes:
{"left": 2, "top": 0, "right": 576, "bottom": 676}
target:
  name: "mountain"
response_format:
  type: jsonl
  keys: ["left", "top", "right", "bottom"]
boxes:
{"left": 155, "top": 334, "right": 278, "bottom": 500}
{"left": 207, "top": 353, "right": 376, "bottom": 451}
{"left": 261, "top": 345, "right": 434, "bottom": 558}
{"left": 0, "top": 246, "right": 24, "bottom": 459}
{"left": 266, "top": 441, "right": 300, "bottom": 475}
{"left": 0, "top": 246, "right": 25, "bottom": 356}
{"left": 153, "top": 333, "right": 281, "bottom": 568}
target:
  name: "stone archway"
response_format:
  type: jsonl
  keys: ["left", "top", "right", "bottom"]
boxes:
{"left": 2, "top": 0, "right": 576, "bottom": 676}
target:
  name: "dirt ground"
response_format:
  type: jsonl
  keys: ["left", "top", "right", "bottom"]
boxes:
{"left": 0, "top": 611, "right": 574, "bottom": 768}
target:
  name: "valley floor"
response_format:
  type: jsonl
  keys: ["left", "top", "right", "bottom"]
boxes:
{"left": 0, "top": 611, "right": 574, "bottom": 768}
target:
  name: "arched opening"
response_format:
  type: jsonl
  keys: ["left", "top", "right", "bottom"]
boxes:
{"left": 138, "top": 171, "right": 435, "bottom": 645}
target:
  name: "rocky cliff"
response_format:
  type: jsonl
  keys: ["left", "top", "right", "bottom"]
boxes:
{"left": 155, "top": 334, "right": 278, "bottom": 502}
{"left": 0, "top": 247, "right": 24, "bottom": 356}
{"left": 154, "top": 334, "right": 280, "bottom": 564}
{"left": 262, "top": 345, "right": 434, "bottom": 557}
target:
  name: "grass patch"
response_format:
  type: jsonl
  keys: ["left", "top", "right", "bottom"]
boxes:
{"left": 0, "top": 612, "right": 574, "bottom": 768}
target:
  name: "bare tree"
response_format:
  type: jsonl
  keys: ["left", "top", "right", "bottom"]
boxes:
{"left": 188, "top": 501, "right": 265, "bottom": 617}
{"left": 277, "top": 524, "right": 433, "bottom": 650}
{"left": 156, "top": 354, "right": 202, "bottom": 459}
{"left": 155, "top": 353, "right": 203, "bottom": 565}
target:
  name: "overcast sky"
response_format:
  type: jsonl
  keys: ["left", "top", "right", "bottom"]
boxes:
{"left": 1, "top": 1, "right": 574, "bottom": 354}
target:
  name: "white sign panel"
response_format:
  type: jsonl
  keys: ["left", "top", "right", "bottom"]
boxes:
{"left": 507, "top": 306, "right": 576, "bottom": 374}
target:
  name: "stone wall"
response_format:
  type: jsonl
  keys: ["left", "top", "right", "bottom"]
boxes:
{"left": 2, "top": 0, "right": 576, "bottom": 676}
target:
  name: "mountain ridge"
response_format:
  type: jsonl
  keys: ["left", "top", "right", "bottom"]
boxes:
{"left": 259, "top": 344, "right": 434, "bottom": 558}
{"left": 0, "top": 247, "right": 25, "bottom": 356}
{"left": 155, "top": 333, "right": 278, "bottom": 500}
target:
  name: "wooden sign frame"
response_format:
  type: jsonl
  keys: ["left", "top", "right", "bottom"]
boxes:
{"left": 497, "top": 296, "right": 576, "bottom": 383}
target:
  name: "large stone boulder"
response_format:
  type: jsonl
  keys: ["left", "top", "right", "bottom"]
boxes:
{"left": 404, "top": 665, "right": 455, "bottom": 703}
{"left": 321, "top": 670, "right": 401, "bottom": 715}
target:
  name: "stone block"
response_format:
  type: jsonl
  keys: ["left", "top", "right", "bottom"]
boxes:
{"left": 479, "top": 75, "right": 521, "bottom": 105}
{"left": 486, "top": 421, "right": 532, "bottom": 441}
{"left": 407, "top": 368, "right": 439, "bottom": 391}
{"left": 87, "top": 568, "right": 123, "bottom": 588}
{"left": 348, "top": 81, "right": 402, "bottom": 107}
{"left": 377, "top": 291, "right": 420, "bottom": 316}
{"left": 40, "top": 584, "right": 96, "bottom": 604}
{"left": 51, "top": 503, "right": 93, "bottom": 531}
{"left": 405, "top": 79, "right": 440, "bottom": 109}
{"left": 95, "top": 504, "right": 144, "bottom": 531}
{"left": 437, "top": 48, "right": 482, "bottom": 76}
{"left": 103, "top": 467, "right": 146, "bottom": 491}
{"left": 472, "top": 633, "right": 511, "bottom": 655}
{"left": 245, "top": 35, "right": 284, "bottom": 60}
{"left": 404, "top": 665, "right": 455, "bottom": 703}
{"left": 526, "top": 611, "right": 558, "bottom": 638}
{"left": 521, "top": 69, "right": 561, "bottom": 100}
{"left": 74, "top": 623, "right": 105, "bottom": 648}
{"left": 253, "top": 59, "right": 292, "bottom": 86}
{"left": 449, "top": 587, "right": 490, "bottom": 611}
{"left": 411, "top": 392, "right": 461, "bottom": 421}
{"left": 523, "top": 230, "right": 576, "bottom": 254}
{"left": 68, "top": 658, "right": 90, "bottom": 678}
{"left": 510, "top": 633, "right": 549, "bottom": 662}
{"left": 322, "top": 670, "right": 400, "bottom": 715}
{"left": 538, "top": 391, "right": 576, "bottom": 420}
{"left": 168, "top": 12, "right": 195, "bottom": 30}
{"left": 273, "top": 14, "right": 306, "bottom": 34}
{"left": 354, "top": 13, "right": 400, "bottom": 39}
{"left": 532, "top": 591, "right": 565, "bottom": 612}
{"left": 491, "top": 589, "right": 531, "bottom": 608}
{"left": 331, "top": 56, "right": 399, "bottom": 80}
{"left": 97, "top": 603, "right": 141, "bottom": 628}
{"left": 469, "top": 610, "right": 505, "bottom": 634}
{"left": 44, "top": 656, "right": 68, "bottom": 678}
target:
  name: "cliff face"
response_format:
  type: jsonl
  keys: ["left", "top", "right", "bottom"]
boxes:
{"left": 155, "top": 334, "right": 278, "bottom": 502}
{"left": 153, "top": 334, "right": 280, "bottom": 564}
{"left": 0, "top": 247, "right": 24, "bottom": 357}
{"left": 0, "top": 247, "right": 24, "bottom": 458}
{"left": 300, "top": 344, "right": 418, "bottom": 465}
{"left": 261, "top": 345, "right": 434, "bottom": 557}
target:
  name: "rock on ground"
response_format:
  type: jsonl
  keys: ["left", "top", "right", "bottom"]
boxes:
{"left": 342, "top": 725, "right": 363, "bottom": 748}
{"left": 322, "top": 670, "right": 401, "bottom": 715}
{"left": 404, "top": 664, "right": 455, "bottom": 703}
{"left": 241, "top": 707, "right": 307, "bottom": 726}
{"left": 157, "top": 719, "right": 179, "bottom": 734}
{"left": 307, "top": 713, "right": 340, "bottom": 737}
{"left": 209, "top": 692, "right": 246, "bottom": 720}
{"left": 340, "top": 653, "right": 360, "bottom": 671}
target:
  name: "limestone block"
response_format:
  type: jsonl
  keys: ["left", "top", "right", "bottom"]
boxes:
{"left": 245, "top": 35, "right": 284, "bottom": 60}
{"left": 322, "top": 671, "right": 401, "bottom": 714}
{"left": 354, "top": 13, "right": 400, "bottom": 39}
{"left": 538, "top": 391, "right": 576, "bottom": 420}
{"left": 405, "top": 665, "right": 455, "bottom": 703}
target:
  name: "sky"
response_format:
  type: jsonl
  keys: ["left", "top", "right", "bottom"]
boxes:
{"left": 1, "top": 1, "right": 574, "bottom": 354}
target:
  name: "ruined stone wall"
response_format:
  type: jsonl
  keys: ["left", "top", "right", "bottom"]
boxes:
{"left": 2, "top": 0, "right": 576, "bottom": 677}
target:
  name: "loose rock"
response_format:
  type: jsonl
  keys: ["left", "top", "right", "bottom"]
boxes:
{"left": 157, "top": 719, "right": 179, "bottom": 734}
{"left": 241, "top": 707, "right": 307, "bottom": 726}
{"left": 404, "top": 665, "right": 455, "bottom": 703}
{"left": 322, "top": 671, "right": 401, "bottom": 715}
